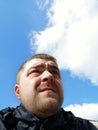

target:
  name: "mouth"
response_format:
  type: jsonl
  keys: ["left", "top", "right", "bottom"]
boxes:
{"left": 40, "top": 87, "right": 55, "bottom": 92}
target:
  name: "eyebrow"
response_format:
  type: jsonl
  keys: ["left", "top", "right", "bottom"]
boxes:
{"left": 48, "top": 65, "right": 60, "bottom": 72}
{"left": 27, "top": 63, "right": 47, "bottom": 70}
{"left": 26, "top": 64, "right": 42, "bottom": 76}
{"left": 26, "top": 63, "right": 60, "bottom": 75}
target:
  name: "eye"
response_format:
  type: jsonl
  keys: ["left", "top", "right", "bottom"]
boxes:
{"left": 28, "top": 70, "right": 41, "bottom": 77}
{"left": 51, "top": 70, "right": 61, "bottom": 78}
{"left": 52, "top": 70, "right": 58, "bottom": 74}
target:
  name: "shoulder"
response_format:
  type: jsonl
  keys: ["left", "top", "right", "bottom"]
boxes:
{"left": 61, "top": 108, "right": 98, "bottom": 130}
{"left": 0, "top": 107, "right": 15, "bottom": 119}
{"left": 0, "top": 107, "right": 16, "bottom": 129}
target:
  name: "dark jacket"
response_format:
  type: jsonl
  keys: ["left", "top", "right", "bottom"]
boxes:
{"left": 0, "top": 104, "right": 97, "bottom": 130}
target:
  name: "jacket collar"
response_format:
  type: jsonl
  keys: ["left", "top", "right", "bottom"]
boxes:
{"left": 13, "top": 104, "right": 65, "bottom": 129}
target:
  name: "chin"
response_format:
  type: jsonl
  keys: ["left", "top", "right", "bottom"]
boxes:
{"left": 43, "top": 105, "right": 60, "bottom": 118}
{"left": 43, "top": 98, "right": 61, "bottom": 112}
{"left": 36, "top": 99, "right": 62, "bottom": 118}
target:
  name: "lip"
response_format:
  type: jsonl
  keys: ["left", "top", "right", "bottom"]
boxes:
{"left": 40, "top": 87, "right": 54, "bottom": 92}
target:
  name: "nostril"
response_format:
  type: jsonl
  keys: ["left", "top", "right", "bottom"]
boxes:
{"left": 43, "top": 78, "right": 48, "bottom": 82}
{"left": 42, "top": 77, "right": 53, "bottom": 82}
{"left": 41, "top": 70, "right": 53, "bottom": 82}
{"left": 50, "top": 78, "right": 53, "bottom": 81}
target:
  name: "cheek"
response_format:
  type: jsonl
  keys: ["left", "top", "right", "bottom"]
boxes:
{"left": 55, "top": 79, "right": 63, "bottom": 89}
{"left": 21, "top": 77, "right": 41, "bottom": 92}
{"left": 54, "top": 79, "right": 64, "bottom": 95}
{"left": 30, "top": 77, "right": 41, "bottom": 89}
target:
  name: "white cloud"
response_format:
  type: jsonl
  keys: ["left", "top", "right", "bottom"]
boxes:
{"left": 65, "top": 103, "right": 98, "bottom": 120}
{"left": 30, "top": 0, "right": 98, "bottom": 85}
{"left": 36, "top": 0, "right": 50, "bottom": 9}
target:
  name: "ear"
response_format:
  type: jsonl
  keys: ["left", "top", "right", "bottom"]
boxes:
{"left": 14, "top": 84, "right": 21, "bottom": 99}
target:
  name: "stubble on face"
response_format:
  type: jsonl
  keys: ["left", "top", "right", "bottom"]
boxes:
{"left": 18, "top": 58, "right": 64, "bottom": 118}
{"left": 34, "top": 80, "right": 64, "bottom": 117}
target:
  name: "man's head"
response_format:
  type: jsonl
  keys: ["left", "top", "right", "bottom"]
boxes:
{"left": 14, "top": 53, "right": 64, "bottom": 118}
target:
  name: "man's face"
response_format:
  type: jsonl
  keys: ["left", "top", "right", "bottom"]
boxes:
{"left": 15, "top": 58, "right": 64, "bottom": 118}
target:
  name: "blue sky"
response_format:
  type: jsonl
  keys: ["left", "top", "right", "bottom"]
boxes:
{"left": 0, "top": 0, "right": 98, "bottom": 120}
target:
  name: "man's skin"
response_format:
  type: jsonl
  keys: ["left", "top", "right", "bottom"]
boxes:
{"left": 14, "top": 58, "right": 64, "bottom": 118}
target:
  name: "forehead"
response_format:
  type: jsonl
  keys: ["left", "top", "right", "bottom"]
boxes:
{"left": 25, "top": 58, "right": 58, "bottom": 70}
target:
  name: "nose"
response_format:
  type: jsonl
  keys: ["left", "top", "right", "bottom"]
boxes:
{"left": 41, "top": 70, "right": 53, "bottom": 82}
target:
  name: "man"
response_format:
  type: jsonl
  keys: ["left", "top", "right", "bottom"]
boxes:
{"left": 0, "top": 53, "right": 97, "bottom": 130}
